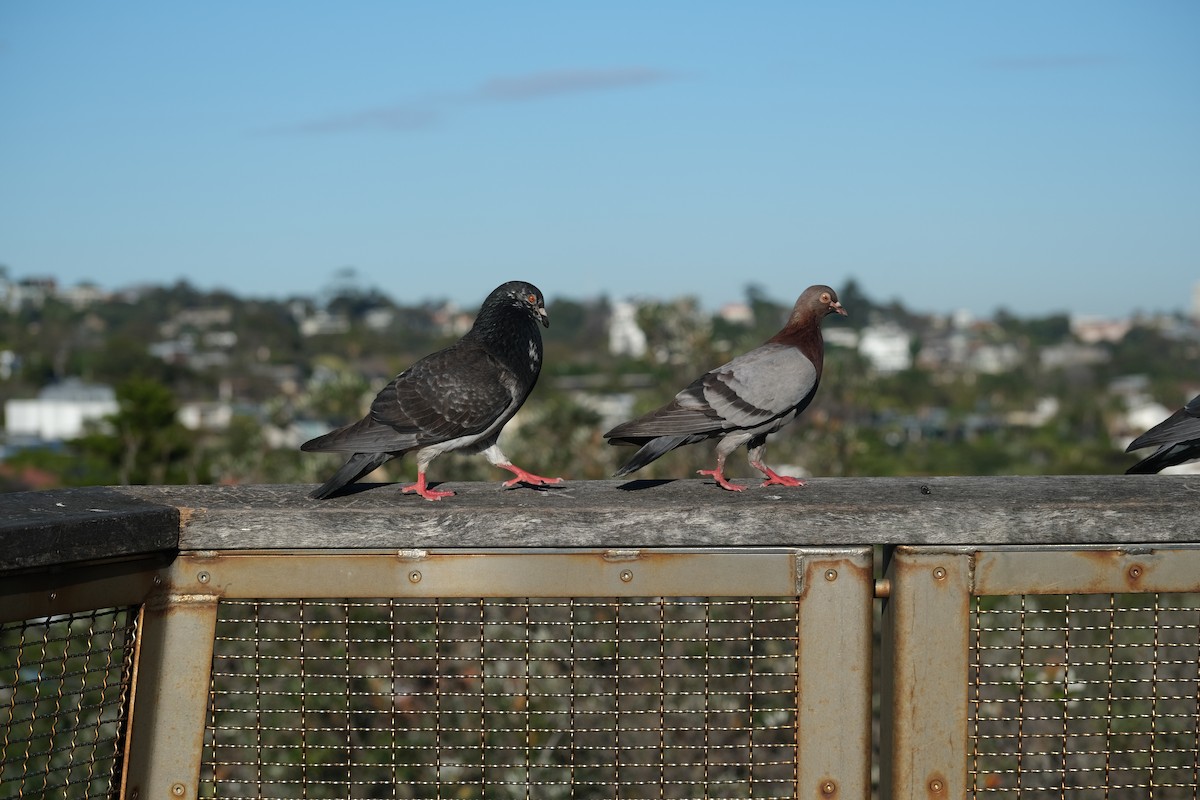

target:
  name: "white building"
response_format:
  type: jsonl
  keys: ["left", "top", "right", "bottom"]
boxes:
{"left": 858, "top": 325, "right": 912, "bottom": 373}
{"left": 718, "top": 302, "right": 754, "bottom": 325}
{"left": 1070, "top": 315, "right": 1131, "bottom": 344}
{"left": 178, "top": 401, "right": 234, "bottom": 431}
{"left": 4, "top": 379, "right": 118, "bottom": 441}
{"left": 970, "top": 343, "right": 1022, "bottom": 375}
{"left": 609, "top": 302, "right": 648, "bottom": 359}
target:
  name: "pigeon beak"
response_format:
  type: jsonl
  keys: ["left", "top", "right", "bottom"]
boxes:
{"left": 831, "top": 301, "right": 848, "bottom": 317}
{"left": 537, "top": 305, "right": 550, "bottom": 328}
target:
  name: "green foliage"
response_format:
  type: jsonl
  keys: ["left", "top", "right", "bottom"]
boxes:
{"left": 994, "top": 309, "right": 1073, "bottom": 346}
{"left": 73, "top": 378, "right": 203, "bottom": 485}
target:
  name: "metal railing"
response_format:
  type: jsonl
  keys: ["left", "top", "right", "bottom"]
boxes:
{"left": 1, "top": 477, "right": 1197, "bottom": 800}
{"left": 882, "top": 546, "right": 1200, "bottom": 800}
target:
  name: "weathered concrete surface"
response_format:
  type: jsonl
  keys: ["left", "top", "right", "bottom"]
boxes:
{"left": 3, "top": 476, "right": 1196, "bottom": 569}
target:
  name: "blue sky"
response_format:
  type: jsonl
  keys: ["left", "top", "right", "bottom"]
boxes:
{"left": 2, "top": 2, "right": 1198, "bottom": 318}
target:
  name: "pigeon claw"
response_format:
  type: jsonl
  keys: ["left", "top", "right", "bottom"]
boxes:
{"left": 697, "top": 469, "right": 747, "bottom": 492}
{"left": 401, "top": 473, "right": 455, "bottom": 501}
{"left": 499, "top": 464, "right": 564, "bottom": 489}
{"left": 756, "top": 466, "right": 807, "bottom": 488}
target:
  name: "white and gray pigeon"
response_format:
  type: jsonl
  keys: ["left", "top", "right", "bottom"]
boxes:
{"left": 605, "top": 284, "right": 847, "bottom": 491}
{"left": 1125, "top": 392, "right": 1200, "bottom": 474}
{"left": 301, "top": 281, "right": 562, "bottom": 500}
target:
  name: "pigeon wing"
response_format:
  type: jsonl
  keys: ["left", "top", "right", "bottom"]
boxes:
{"left": 700, "top": 343, "right": 817, "bottom": 429}
{"left": 606, "top": 344, "right": 817, "bottom": 439}
{"left": 375, "top": 340, "right": 519, "bottom": 441}
{"left": 302, "top": 342, "right": 518, "bottom": 454}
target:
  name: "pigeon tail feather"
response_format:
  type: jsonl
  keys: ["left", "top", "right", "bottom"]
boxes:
{"left": 301, "top": 416, "right": 417, "bottom": 454}
{"left": 1125, "top": 443, "right": 1200, "bottom": 475}
{"left": 309, "top": 452, "right": 393, "bottom": 499}
{"left": 612, "top": 435, "right": 698, "bottom": 477}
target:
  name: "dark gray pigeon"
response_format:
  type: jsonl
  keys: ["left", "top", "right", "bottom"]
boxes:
{"left": 1125, "top": 392, "right": 1200, "bottom": 474}
{"left": 605, "top": 284, "right": 847, "bottom": 491}
{"left": 301, "top": 281, "right": 562, "bottom": 500}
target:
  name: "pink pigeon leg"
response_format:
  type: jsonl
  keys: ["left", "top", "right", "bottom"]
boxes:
{"left": 747, "top": 443, "right": 805, "bottom": 487}
{"left": 479, "top": 445, "right": 563, "bottom": 488}
{"left": 696, "top": 453, "right": 747, "bottom": 492}
{"left": 401, "top": 471, "right": 455, "bottom": 501}
{"left": 497, "top": 462, "right": 564, "bottom": 488}
{"left": 753, "top": 463, "right": 806, "bottom": 488}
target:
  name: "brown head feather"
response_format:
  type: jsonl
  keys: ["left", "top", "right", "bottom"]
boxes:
{"left": 767, "top": 284, "right": 847, "bottom": 371}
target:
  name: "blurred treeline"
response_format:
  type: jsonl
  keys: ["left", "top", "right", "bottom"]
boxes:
{"left": 0, "top": 275, "right": 1195, "bottom": 491}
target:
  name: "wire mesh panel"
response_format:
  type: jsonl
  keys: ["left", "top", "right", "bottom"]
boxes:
{"left": 969, "top": 592, "right": 1200, "bottom": 799}
{"left": 0, "top": 606, "right": 140, "bottom": 799}
{"left": 202, "top": 596, "right": 801, "bottom": 800}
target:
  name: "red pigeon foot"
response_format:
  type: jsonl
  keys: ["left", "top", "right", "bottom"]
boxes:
{"left": 401, "top": 472, "right": 455, "bottom": 501}
{"left": 755, "top": 464, "right": 806, "bottom": 488}
{"left": 697, "top": 468, "right": 747, "bottom": 492}
{"left": 499, "top": 463, "right": 564, "bottom": 488}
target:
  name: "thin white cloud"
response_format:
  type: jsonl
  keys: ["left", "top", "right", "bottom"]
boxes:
{"left": 477, "top": 67, "right": 677, "bottom": 102}
{"left": 276, "top": 66, "right": 678, "bottom": 134}
{"left": 289, "top": 105, "right": 441, "bottom": 134}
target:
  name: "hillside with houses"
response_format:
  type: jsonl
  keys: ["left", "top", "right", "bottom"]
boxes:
{"left": 1, "top": 268, "right": 1197, "bottom": 492}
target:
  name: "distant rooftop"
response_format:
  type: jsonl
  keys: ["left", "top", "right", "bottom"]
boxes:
{"left": 38, "top": 378, "right": 116, "bottom": 403}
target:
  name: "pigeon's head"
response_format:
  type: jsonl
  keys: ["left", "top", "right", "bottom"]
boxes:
{"left": 794, "top": 284, "right": 848, "bottom": 320}
{"left": 488, "top": 281, "right": 550, "bottom": 328}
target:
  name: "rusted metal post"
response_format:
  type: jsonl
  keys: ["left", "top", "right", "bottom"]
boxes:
{"left": 795, "top": 548, "right": 875, "bottom": 800}
{"left": 122, "top": 580, "right": 219, "bottom": 800}
{"left": 879, "top": 546, "right": 972, "bottom": 800}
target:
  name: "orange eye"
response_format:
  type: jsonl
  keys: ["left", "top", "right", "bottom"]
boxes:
{"left": 820, "top": 292, "right": 831, "bottom": 303}
{"left": 527, "top": 294, "right": 537, "bottom": 304}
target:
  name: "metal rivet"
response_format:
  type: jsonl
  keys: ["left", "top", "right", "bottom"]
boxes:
{"left": 619, "top": 569, "right": 634, "bottom": 583}
{"left": 825, "top": 569, "right": 838, "bottom": 582}
{"left": 920, "top": 484, "right": 931, "bottom": 495}
{"left": 171, "top": 784, "right": 186, "bottom": 797}
{"left": 932, "top": 566, "right": 947, "bottom": 581}
{"left": 197, "top": 571, "right": 210, "bottom": 584}
{"left": 820, "top": 778, "right": 837, "bottom": 796}
{"left": 1128, "top": 565, "right": 1143, "bottom": 579}
{"left": 928, "top": 778, "right": 944, "bottom": 793}
{"left": 408, "top": 570, "right": 422, "bottom": 583}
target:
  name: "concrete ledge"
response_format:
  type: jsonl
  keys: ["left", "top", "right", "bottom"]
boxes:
{"left": 0, "top": 486, "right": 179, "bottom": 573}
{"left": 3, "top": 475, "right": 1191, "bottom": 565}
